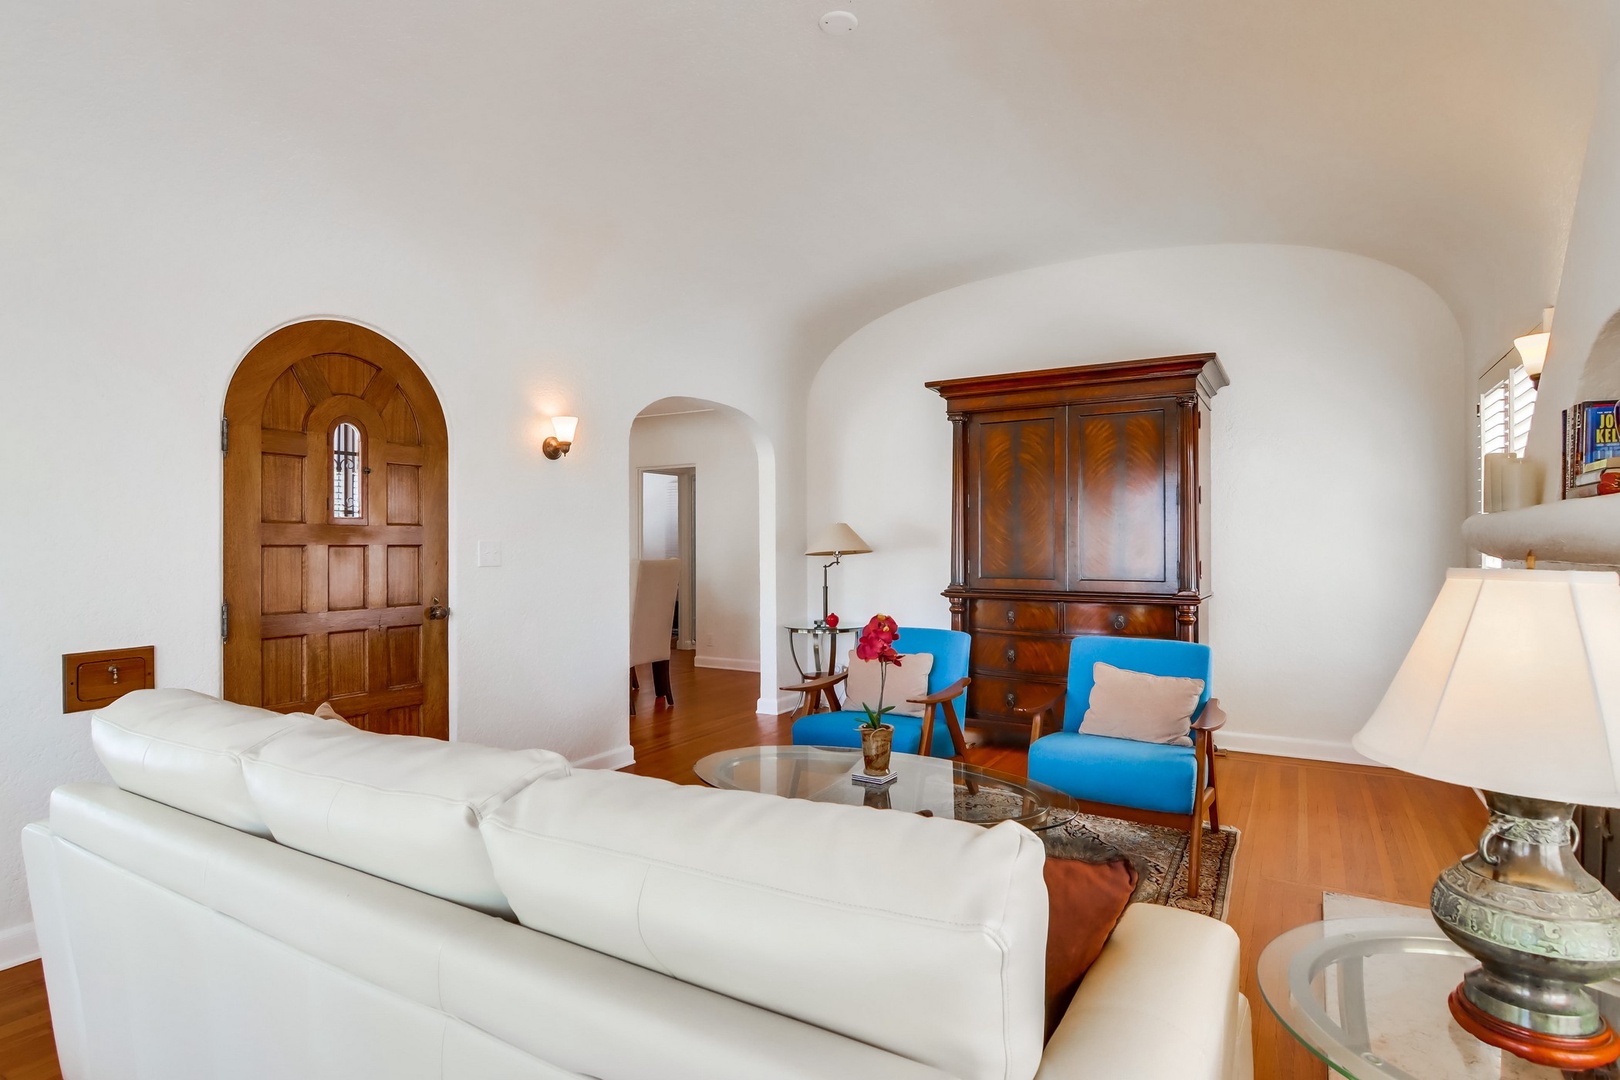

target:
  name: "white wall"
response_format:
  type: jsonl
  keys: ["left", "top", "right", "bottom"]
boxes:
{"left": 631, "top": 412, "right": 761, "bottom": 670}
{"left": 1527, "top": 37, "right": 1620, "bottom": 489}
{"left": 808, "top": 245, "right": 1466, "bottom": 761}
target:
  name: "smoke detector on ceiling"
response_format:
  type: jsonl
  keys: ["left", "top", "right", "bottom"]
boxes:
{"left": 820, "top": 11, "right": 858, "bottom": 35}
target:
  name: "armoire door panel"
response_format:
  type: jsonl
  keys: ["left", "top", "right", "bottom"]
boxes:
{"left": 1070, "top": 402, "right": 1179, "bottom": 591}
{"left": 968, "top": 411, "right": 1066, "bottom": 590}
{"left": 225, "top": 320, "right": 450, "bottom": 738}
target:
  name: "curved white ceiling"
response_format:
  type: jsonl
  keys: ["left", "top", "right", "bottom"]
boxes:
{"left": 5, "top": 0, "right": 1609, "bottom": 375}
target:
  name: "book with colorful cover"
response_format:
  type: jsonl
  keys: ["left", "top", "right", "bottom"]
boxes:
{"left": 1577, "top": 401, "right": 1620, "bottom": 470}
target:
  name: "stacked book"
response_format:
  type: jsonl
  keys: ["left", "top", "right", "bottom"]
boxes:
{"left": 1563, "top": 401, "right": 1620, "bottom": 499}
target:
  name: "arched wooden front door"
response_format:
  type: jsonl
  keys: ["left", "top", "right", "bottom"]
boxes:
{"left": 223, "top": 321, "right": 449, "bottom": 737}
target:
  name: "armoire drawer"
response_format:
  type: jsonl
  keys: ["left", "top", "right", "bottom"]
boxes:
{"left": 967, "top": 674, "right": 1066, "bottom": 723}
{"left": 970, "top": 599, "right": 1062, "bottom": 634}
{"left": 969, "top": 632, "right": 1070, "bottom": 677}
{"left": 1064, "top": 602, "right": 1177, "bottom": 638}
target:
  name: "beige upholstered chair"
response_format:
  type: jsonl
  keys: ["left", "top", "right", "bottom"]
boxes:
{"left": 629, "top": 558, "right": 682, "bottom": 713}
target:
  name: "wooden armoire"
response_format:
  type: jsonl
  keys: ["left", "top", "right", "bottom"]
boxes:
{"left": 926, "top": 355, "right": 1228, "bottom": 743}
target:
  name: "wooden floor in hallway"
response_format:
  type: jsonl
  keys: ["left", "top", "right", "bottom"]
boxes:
{"left": 2, "top": 650, "right": 1486, "bottom": 1080}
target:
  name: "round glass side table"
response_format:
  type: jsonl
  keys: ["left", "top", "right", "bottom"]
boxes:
{"left": 1258, "top": 916, "right": 1620, "bottom": 1079}
{"left": 784, "top": 624, "right": 859, "bottom": 679}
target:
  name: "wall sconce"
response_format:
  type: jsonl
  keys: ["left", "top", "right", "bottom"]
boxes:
{"left": 1513, "top": 306, "right": 1555, "bottom": 388}
{"left": 543, "top": 416, "right": 578, "bottom": 460}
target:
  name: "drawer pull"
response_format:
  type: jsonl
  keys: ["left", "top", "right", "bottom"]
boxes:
{"left": 1112, "top": 613, "right": 1127, "bottom": 630}
{"left": 1005, "top": 692, "right": 1016, "bottom": 707}
{"left": 1005, "top": 609, "right": 1016, "bottom": 624}
{"left": 1005, "top": 647, "right": 1016, "bottom": 664}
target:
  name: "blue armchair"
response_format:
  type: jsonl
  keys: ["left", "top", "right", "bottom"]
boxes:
{"left": 785, "top": 627, "right": 971, "bottom": 758}
{"left": 1025, "top": 636, "right": 1226, "bottom": 895}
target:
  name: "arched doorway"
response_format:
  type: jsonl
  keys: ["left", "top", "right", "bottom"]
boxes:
{"left": 629, "top": 396, "right": 777, "bottom": 713}
{"left": 222, "top": 320, "right": 450, "bottom": 737}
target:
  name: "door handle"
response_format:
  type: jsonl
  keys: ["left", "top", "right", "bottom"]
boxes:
{"left": 426, "top": 597, "right": 450, "bottom": 621}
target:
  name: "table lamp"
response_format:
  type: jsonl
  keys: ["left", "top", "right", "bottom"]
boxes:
{"left": 805, "top": 523, "right": 871, "bottom": 628}
{"left": 1353, "top": 568, "right": 1620, "bottom": 1069}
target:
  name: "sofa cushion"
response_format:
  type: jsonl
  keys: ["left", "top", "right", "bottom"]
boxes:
{"left": 91, "top": 688, "right": 313, "bottom": 836}
{"left": 480, "top": 768, "right": 1048, "bottom": 1080}
{"left": 242, "top": 720, "right": 569, "bottom": 916}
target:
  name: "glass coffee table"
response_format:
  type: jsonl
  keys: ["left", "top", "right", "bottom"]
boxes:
{"left": 1259, "top": 916, "right": 1620, "bottom": 1079}
{"left": 693, "top": 745, "right": 1077, "bottom": 830}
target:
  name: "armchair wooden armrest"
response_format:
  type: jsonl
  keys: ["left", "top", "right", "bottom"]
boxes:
{"left": 1015, "top": 686, "right": 1067, "bottom": 746}
{"left": 909, "top": 677, "right": 972, "bottom": 759}
{"left": 778, "top": 671, "right": 848, "bottom": 694}
{"left": 905, "top": 676, "right": 971, "bottom": 706}
{"left": 1192, "top": 697, "right": 1227, "bottom": 732}
{"left": 780, "top": 670, "right": 848, "bottom": 719}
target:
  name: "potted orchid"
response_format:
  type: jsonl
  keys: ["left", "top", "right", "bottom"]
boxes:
{"left": 855, "top": 614, "right": 902, "bottom": 776}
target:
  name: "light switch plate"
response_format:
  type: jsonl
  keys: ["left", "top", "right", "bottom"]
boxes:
{"left": 476, "top": 541, "right": 502, "bottom": 567}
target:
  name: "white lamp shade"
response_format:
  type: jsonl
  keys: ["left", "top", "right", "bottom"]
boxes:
{"left": 551, "top": 416, "right": 578, "bottom": 443}
{"left": 1353, "top": 568, "right": 1620, "bottom": 807}
{"left": 806, "top": 522, "right": 872, "bottom": 557}
{"left": 1513, "top": 331, "right": 1550, "bottom": 378}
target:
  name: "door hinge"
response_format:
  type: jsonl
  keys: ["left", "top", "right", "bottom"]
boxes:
{"left": 221, "top": 602, "right": 229, "bottom": 643}
{"left": 220, "top": 417, "right": 229, "bottom": 454}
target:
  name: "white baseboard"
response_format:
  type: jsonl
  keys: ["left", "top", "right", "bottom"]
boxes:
{"left": 695, "top": 655, "right": 760, "bottom": 672}
{"left": 676, "top": 638, "right": 697, "bottom": 651}
{"left": 760, "top": 691, "right": 800, "bottom": 716}
{"left": 1216, "top": 730, "right": 1378, "bottom": 767}
{"left": 572, "top": 744, "right": 636, "bottom": 771}
{"left": 0, "top": 922, "right": 39, "bottom": 970}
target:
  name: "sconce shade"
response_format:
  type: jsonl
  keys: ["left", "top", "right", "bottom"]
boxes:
{"left": 1513, "top": 332, "right": 1550, "bottom": 379}
{"left": 805, "top": 522, "right": 872, "bottom": 557}
{"left": 1352, "top": 568, "right": 1620, "bottom": 808}
{"left": 551, "top": 416, "right": 578, "bottom": 444}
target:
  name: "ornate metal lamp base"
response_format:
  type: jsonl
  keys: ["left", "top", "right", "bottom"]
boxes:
{"left": 1431, "top": 792, "right": 1620, "bottom": 1068}
{"left": 1449, "top": 985, "right": 1620, "bottom": 1070}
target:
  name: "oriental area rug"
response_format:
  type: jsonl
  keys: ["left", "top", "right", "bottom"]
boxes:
{"left": 1042, "top": 815, "right": 1240, "bottom": 921}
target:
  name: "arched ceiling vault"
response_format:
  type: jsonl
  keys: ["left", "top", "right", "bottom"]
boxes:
{"left": 5, "top": 0, "right": 1610, "bottom": 376}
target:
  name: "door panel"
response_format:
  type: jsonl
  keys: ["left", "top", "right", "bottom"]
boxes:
{"left": 966, "top": 409, "right": 1067, "bottom": 591}
{"left": 224, "top": 321, "right": 449, "bottom": 738}
{"left": 1069, "top": 399, "right": 1180, "bottom": 592}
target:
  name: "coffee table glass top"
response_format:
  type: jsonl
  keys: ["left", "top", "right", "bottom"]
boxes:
{"left": 692, "top": 745, "right": 1077, "bottom": 830}
{"left": 1258, "top": 916, "right": 1620, "bottom": 1079}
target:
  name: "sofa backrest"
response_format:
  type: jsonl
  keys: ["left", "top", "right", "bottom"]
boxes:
{"left": 241, "top": 718, "right": 570, "bottom": 917}
{"left": 481, "top": 768, "right": 1049, "bottom": 1080}
{"left": 91, "top": 688, "right": 313, "bottom": 836}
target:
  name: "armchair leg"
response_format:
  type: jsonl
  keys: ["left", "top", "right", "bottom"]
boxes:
{"left": 918, "top": 704, "right": 935, "bottom": 758}
{"left": 1186, "top": 810, "right": 1204, "bottom": 897}
{"left": 1206, "top": 738, "right": 1221, "bottom": 830}
{"left": 941, "top": 701, "right": 969, "bottom": 758}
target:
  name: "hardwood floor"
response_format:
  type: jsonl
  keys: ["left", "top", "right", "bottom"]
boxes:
{"left": 1, "top": 650, "right": 1486, "bottom": 1080}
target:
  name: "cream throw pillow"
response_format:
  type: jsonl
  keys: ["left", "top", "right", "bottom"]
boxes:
{"left": 842, "top": 650, "right": 933, "bottom": 718}
{"left": 1079, "top": 662, "right": 1203, "bottom": 747}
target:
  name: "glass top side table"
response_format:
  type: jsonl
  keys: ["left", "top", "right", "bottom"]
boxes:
{"left": 1258, "top": 916, "right": 1620, "bottom": 1079}
{"left": 693, "top": 745, "right": 1078, "bottom": 830}
{"left": 785, "top": 624, "right": 859, "bottom": 679}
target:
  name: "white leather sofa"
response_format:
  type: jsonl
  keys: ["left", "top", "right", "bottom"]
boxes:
{"left": 24, "top": 689, "right": 1253, "bottom": 1080}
